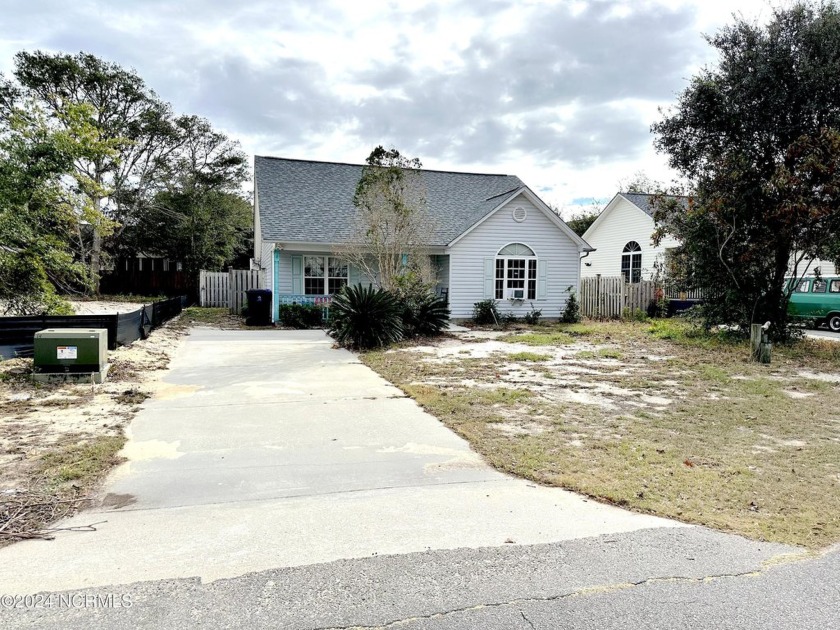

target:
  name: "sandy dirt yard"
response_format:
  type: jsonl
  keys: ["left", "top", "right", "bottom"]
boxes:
{"left": 363, "top": 321, "right": 840, "bottom": 549}
{"left": 0, "top": 320, "right": 186, "bottom": 542}
{"left": 68, "top": 300, "right": 148, "bottom": 315}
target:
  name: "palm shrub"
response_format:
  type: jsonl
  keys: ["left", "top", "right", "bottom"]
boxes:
{"left": 328, "top": 284, "right": 403, "bottom": 349}
{"left": 393, "top": 273, "right": 450, "bottom": 337}
{"left": 401, "top": 292, "right": 450, "bottom": 337}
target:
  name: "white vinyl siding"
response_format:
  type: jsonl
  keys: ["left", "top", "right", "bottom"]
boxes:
{"left": 581, "top": 196, "right": 679, "bottom": 280}
{"left": 447, "top": 194, "right": 580, "bottom": 319}
{"left": 259, "top": 242, "right": 274, "bottom": 289}
{"left": 793, "top": 256, "right": 837, "bottom": 277}
{"left": 253, "top": 186, "right": 261, "bottom": 265}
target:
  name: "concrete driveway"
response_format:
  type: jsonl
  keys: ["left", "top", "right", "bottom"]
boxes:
{"left": 0, "top": 328, "right": 685, "bottom": 593}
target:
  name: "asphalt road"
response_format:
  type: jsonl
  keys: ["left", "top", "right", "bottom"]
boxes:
{"left": 0, "top": 528, "right": 835, "bottom": 629}
{"left": 805, "top": 329, "right": 840, "bottom": 342}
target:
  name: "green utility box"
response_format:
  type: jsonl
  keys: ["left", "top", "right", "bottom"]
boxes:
{"left": 33, "top": 328, "right": 109, "bottom": 383}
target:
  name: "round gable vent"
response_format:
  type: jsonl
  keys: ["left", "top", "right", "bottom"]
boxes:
{"left": 512, "top": 206, "right": 527, "bottom": 222}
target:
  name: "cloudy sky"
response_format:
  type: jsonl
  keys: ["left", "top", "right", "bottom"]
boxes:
{"left": 0, "top": 0, "right": 773, "bottom": 214}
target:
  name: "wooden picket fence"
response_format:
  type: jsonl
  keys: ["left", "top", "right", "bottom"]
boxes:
{"left": 199, "top": 269, "right": 264, "bottom": 314}
{"left": 579, "top": 276, "right": 659, "bottom": 319}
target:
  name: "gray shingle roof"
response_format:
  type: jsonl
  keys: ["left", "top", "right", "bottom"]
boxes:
{"left": 255, "top": 156, "right": 526, "bottom": 246}
{"left": 621, "top": 192, "right": 689, "bottom": 217}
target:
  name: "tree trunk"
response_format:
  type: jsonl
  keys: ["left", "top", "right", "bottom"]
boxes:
{"left": 90, "top": 190, "right": 103, "bottom": 295}
{"left": 766, "top": 240, "right": 793, "bottom": 340}
{"left": 90, "top": 227, "right": 101, "bottom": 295}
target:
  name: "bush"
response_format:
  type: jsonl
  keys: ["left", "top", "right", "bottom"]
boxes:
{"left": 278, "top": 303, "right": 323, "bottom": 329}
{"left": 523, "top": 305, "right": 542, "bottom": 325}
{"left": 393, "top": 274, "right": 450, "bottom": 337}
{"left": 329, "top": 284, "right": 403, "bottom": 349}
{"left": 472, "top": 299, "right": 500, "bottom": 325}
{"left": 499, "top": 311, "right": 518, "bottom": 327}
{"left": 561, "top": 287, "right": 580, "bottom": 323}
{"left": 622, "top": 307, "right": 648, "bottom": 322}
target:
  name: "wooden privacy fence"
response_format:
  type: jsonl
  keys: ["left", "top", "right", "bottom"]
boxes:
{"left": 579, "top": 276, "right": 659, "bottom": 319}
{"left": 199, "top": 270, "right": 263, "bottom": 314}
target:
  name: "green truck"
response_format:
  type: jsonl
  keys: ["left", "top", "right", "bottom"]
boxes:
{"left": 787, "top": 277, "right": 840, "bottom": 332}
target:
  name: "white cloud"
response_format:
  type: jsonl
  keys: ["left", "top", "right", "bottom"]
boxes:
{"left": 0, "top": 0, "right": 770, "bottom": 209}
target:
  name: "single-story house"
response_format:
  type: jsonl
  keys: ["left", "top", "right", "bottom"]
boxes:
{"left": 581, "top": 192, "right": 683, "bottom": 282}
{"left": 253, "top": 156, "right": 593, "bottom": 321}
{"left": 582, "top": 192, "right": 837, "bottom": 283}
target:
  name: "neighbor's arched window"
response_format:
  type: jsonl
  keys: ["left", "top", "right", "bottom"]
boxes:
{"left": 496, "top": 243, "right": 536, "bottom": 299}
{"left": 621, "top": 241, "right": 642, "bottom": 283}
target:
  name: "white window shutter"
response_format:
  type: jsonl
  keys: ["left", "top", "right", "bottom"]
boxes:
{"left": 291, "top": 256, "right": 303, "bottom": 294}
{"left": 484, "top": 258, "right": 495, "bottom": 299}
{"left": 537, "top": 260, "right": 548, "bottom": 299}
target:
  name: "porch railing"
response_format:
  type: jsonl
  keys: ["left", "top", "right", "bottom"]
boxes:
{"left": 276, "top": 294, "right": 333, "bottom": 321}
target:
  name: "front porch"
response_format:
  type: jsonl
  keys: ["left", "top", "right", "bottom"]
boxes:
{"left": 270, "top": 249, "right": 450, "bottom": 322}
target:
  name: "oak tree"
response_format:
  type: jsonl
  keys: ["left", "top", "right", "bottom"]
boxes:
{"left": 652, "top": 2, "right": 840, "bottom": 338}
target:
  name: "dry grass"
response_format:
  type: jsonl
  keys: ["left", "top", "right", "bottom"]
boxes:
{"left": 1, "top": 435, "right": 126, "bottom": 542}
{"left": 364, "top": 320, "right": 840, "bottom": 548}
{"left": 175, "top": 307, "right": 245, "bottom": 329}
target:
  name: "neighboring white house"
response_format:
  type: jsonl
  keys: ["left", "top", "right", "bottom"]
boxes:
{"left": 582, "top": 192, "right": 837, "bottom": 283}
{"left": 792, "top": 256, "right": 837, "bottom": 277}
{"left": 253, "top": 156, "right": 593, "bottom": 321}
{"left": 581, "top": 193, "right": 682, "bottom": 282}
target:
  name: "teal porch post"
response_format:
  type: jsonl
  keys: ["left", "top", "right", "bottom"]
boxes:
{"left": 273, "top": 248, "right": 280, "bottom": 322}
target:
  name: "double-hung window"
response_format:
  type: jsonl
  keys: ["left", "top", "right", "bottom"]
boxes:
{"left": 495, "top": 243, "right": 537, "bottom": 300}
{"left": 303, "top": 256, "right": 348, "bottom": 295}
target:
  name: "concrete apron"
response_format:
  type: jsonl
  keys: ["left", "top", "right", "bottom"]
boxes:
{"left": 0, "top": 329, "right": 683, "bottom": 594}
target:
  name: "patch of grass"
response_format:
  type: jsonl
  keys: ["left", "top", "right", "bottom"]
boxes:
{"left": 698, "top": 364, "right": 729, "bottom": 383}
{"left": 180, "top": 307, "right": 231, "bottom": 324}
{"left": 737, "top": 377, "right": 783, "bottom": 398}
{"left": 597, "top": 348, "right": 623, "bottom": 359}
{"left": 648, "top": 319, "right": 693, "bottom": 340}
{"left": 576, "top": 348, "right": 622, "bottom": 360}
{"left": 778, "top": 338, "right": 840, "bottom": 367}
{"left": 363, "top": 319, "right": 840, "bottom": 549}
{"left": 501, "top": 332, "right": 574, "bottom": 346}
{"left": 559, "top": 323, "right": 596, "bottom": 336}
{"left": 1, "top": 436, "right": 127, "bottom": 546}
{"left": 480, "top": 387, "right": 533, "bottom": 404}
{"left": 37, "top": 436, "right": 127, "bottom": 487}
{"left": 508, "top": 351, "right": 552, "bottom": 362}
{"left": 176, "top": 307, "right": 254, "bottom": 330}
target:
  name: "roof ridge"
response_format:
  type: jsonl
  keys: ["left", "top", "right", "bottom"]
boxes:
{"left": 255, "top": 155, "right": 514, "bottom": 178}
{"left": 484, "top": 185, "right": 523, "bottom": 202}
{"left": 621, "top": 191, "right": 689, "bottom": 199}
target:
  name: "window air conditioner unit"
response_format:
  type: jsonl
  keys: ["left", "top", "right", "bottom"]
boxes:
{"left": 507, "top": 288, "right": 525, "bottom": 300}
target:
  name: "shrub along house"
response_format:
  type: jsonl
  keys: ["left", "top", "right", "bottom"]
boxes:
{"left": 253, "top": 156, "right": 592, "bottom": 321}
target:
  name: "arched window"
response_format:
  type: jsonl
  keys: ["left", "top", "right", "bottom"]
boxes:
{"left": 496, "top": 243, "right": 537, "bottom": 299}
{"left": 621, "top": 241, "right": 642, "bottom": 283}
